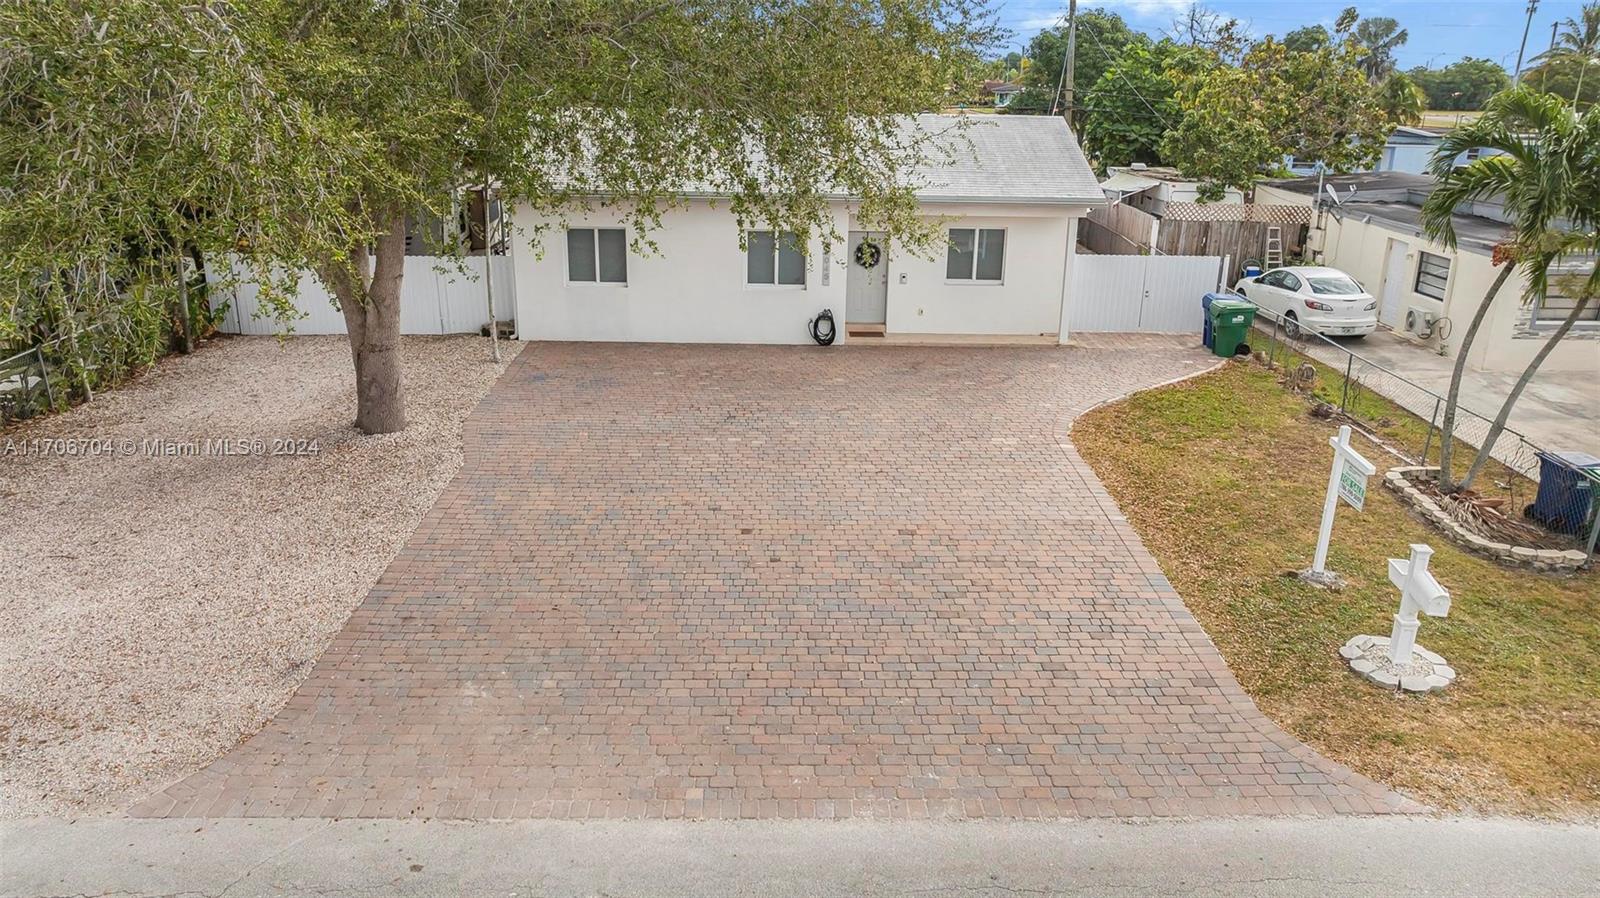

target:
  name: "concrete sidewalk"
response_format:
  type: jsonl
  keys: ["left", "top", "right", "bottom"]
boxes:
{"left": 5, "top": 817, "right": 1598, "bottom": 897}
{"left": 1294, "top": 328, "right": 1599, "bottom": 457}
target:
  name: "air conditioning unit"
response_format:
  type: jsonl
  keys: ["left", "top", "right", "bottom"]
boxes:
{"left": 1406, "top": 307, "right": 1440, "bottom": 339}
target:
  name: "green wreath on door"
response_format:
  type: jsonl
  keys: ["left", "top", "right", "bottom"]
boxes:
{"left": 854, "top": 239, "right": 882, "bottom": 269}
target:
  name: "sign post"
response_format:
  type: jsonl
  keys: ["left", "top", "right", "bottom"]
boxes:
{"left": 1306, "top": 424, "right": 1375, "bottom": 586}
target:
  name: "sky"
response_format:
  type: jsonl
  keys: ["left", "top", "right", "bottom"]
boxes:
{"left": 995, "top": 0, "right": 1590, "bottom": 74}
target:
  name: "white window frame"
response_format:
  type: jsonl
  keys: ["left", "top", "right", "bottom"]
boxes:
{"left": 565, "top": 227, "right": 629, "bottom": 286}
{"left": 745, "top": 229, "right": 807, "bottom": 289}
{"left": 1413, "top": 251, "right": 1450, "bottom": 301}
{"left": 945, "top": 227, "right": 1007, "bottom": 284}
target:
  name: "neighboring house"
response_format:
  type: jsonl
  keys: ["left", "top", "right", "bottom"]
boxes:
{"left": 981, "top": 80, "right": 1024, "bottom": 109}
{"left": 1257, "top": 172, "right": 1598, "bottom": 376}
{"left": 1100, "top": 165, "right": 1245, "bottom": 218}
{"left": 507, "top": 114, "right": 1104, "bottom": 344}
{"left": 1283, "top": 126, "right": 1505, "bottom": 177}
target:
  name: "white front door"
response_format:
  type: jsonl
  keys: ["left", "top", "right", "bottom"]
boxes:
{"left": 1379, "top": 239, "right": 1409, "bottom": 329}
{"left": 846, "top": 231, "right": 888, "bottom": 325}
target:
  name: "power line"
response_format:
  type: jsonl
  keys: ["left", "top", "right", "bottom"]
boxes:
{"left": 1080, "top": 20, "right": 1177, "bottom": 132}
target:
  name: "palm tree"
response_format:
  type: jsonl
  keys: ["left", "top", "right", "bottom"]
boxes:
{"left": 1533, "top": 3, "right": 1600, "bottom": 108}
{"left": 1379, "top": 72, "right": 1426, "bottom": 126}
{"left": 1421, "top": 88, "right": 1600, "bottom": 493}
{"left": 1355, "top": 17, "right": 1408, "bottom": 83}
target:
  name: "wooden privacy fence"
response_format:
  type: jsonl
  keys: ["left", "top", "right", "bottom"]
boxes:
{"left": 1081, "top": 203, "right": 1158, "bottom": 255}
{"left": 1079, "top": 201, "right": 1309, "bottom": 284}
{"left": 1155, "top": 220, "right": 1307, "bottom": 282}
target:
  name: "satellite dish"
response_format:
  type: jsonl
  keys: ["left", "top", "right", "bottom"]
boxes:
{"left": 1324, "top": 184, "right": 1342, "bottom": 206}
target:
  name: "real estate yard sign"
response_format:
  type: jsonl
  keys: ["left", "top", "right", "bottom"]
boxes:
{"left": 1312, "top": 425, "right": 1376, "bottom": 576}
{"left": 1338, "top": 463, "right": 1368, "bottom": 512}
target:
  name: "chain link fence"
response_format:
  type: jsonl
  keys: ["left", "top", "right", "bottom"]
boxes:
{"left": 1243, "top": 305, "right": 1548, "bottom": 515}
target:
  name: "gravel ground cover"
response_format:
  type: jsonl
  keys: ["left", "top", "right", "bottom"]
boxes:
{"left": 0, "top": 335, "right": 521, "bottom": 817}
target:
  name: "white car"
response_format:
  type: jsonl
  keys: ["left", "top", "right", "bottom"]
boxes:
{"left": 1233, "top": 266, "right": 1379, "bottom": 339}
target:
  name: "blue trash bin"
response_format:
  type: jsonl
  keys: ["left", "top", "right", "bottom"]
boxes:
{"left": 1201, "top": 292, "right": 1231, "bottom": 349}
{"left": 1526, "top": 451, "right": 1600, "bottom": 535}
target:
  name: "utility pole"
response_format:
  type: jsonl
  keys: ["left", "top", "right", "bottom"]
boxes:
{"left": 1050, "top": 0, "right": 1079, "bottom": 122}
{"left": 1513, "top": 0, "right": 1539, "bottom": 85}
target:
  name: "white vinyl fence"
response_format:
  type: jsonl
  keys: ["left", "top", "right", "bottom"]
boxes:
{"left": 210, "top": 255, "right": 513, "bottom": 336}
{"left": 1070, "top": 254, "right": 1226, "bottom": 334}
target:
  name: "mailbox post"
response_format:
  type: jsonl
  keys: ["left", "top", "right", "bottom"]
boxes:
{"left": 1385, "top": 544, "right": 1451, "bottom": 664}
{"left": 1340, "top": 543, "right": 1457, "bottom": 693}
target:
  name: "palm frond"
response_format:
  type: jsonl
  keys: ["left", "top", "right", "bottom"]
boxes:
{"left": 1420, "top": 157, "right": 1518, "bottom": 247}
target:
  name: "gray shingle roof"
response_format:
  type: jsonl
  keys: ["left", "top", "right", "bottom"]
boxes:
{"left": 907, "top": 114, "right": 1103, "bottom": 205}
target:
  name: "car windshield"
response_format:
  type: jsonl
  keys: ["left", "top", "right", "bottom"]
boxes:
{"left": 1308, "top": 276, "right": 1362, "bottom": 295}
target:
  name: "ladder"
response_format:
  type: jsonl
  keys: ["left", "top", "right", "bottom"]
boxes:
{"left": 1265, "top": 225, "right": 1284, "bottom": 269}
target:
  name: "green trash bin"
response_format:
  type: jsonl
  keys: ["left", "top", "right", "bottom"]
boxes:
{"left": 1208, "top": 298, "right": 1256, "bottom": 358}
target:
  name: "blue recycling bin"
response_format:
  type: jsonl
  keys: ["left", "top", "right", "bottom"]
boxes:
{"left": 1201, "top": 292, "right": 1231, "bottom": 349}
{"left": 1526, "top": 450, "right": 1600, "bottom": 535}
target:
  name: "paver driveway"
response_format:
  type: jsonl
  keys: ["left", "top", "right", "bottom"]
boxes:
{"left": 133, "top": 337, "right": 1413, "bottom": 820}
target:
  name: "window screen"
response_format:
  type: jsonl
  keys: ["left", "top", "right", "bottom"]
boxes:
{"left": 1414, "top": 252, "right": 1450, "bottom": 300}
{"left": 566, "top": 228, "right": 627, "bottom": 284}
{"left": 748, "top": 230, "right": 805, "bottom": 285}
{"left": 946, "top": 228, "right": 1005, "bottom": 281}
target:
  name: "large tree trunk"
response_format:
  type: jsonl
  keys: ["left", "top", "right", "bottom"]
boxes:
{"left": 1436, "top": 263, "right": 1514, "bottom": 492}
{"left": 321, "top": 211, "right": 408, "bottom": 434}
{"left": 1459, "top": 293, "right": 1593, "bottom": 491}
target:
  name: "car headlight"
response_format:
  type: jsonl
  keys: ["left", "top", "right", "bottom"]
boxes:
{"left": 1363, "top": 301, "right": 1378, "bottom": 311}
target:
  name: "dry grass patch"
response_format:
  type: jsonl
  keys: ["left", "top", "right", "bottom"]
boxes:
{"left": 1074, "top": 361, "right": 1600, "bottom": 818}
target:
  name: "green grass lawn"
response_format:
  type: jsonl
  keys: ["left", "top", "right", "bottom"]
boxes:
{"left": 1073, "top": 360, "right": 1600, "bottom": 817}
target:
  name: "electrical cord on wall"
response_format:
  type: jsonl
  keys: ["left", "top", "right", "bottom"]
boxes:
{"left": 809, "top": 309, "right": 836, "bottom": 346}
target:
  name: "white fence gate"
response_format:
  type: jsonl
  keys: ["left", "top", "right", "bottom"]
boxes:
{"left": 210, "top": 255, "right": 513, "bottom": 336}
{"left": 1070, "top": 254, "right": 1225, "bottom": 334}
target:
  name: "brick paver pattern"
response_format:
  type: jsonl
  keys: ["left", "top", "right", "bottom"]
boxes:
{"left": 133, "top": 337, "right": 1417, "bottom": 820}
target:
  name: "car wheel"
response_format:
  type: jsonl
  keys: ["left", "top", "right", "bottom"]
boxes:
{"left": 1283, "top": 311, "right": 1303, "bottom": 340}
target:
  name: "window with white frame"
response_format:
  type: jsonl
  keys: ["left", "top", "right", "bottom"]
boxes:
{"left": 747, "top": 230, "right": 805, "bottom": 286}
{"left": 1413, "top": 251, "right": 1450, "bottom": 300}
{"left": 946, "top": 228, "right": 1005, "bottom": 282}
{"left": 566, "top": 227, "right": 628, "bottom": 284}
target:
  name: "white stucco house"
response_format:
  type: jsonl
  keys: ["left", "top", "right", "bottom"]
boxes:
{"left": 506, "top": 115, "right": 1104, "bottom": 345}
{"left": 1257, "top": 173, "right": 1599, "bottom": 376}
{"left": 213, "top": 115, "right": 1116, "bottom": 345}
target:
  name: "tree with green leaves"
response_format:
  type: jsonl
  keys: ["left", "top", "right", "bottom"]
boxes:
{"left": 1080, "top": 39, "right": 1192, "bottom": 167}
{"left": 1161, "top": 11, "right": 1390, "bottom": 199}
{"left": 1353, "top": 15, "right": 1408, "bottom": 83}
{"left": 1531, "top": 3, "right": 1600, "bottom": 109}
{"left": 1379, "top": 72, "right": 1427, "bottom": 126}
{"left": 1007, "top": 8, "right": 1135, "bottom": 116}
{"left": 1420, "top": 88, "right": 1599, "bottom": 493}
{"left": 1524, "top": 55, "right": 1600, "bottom": 109}
{"left": 1408, "top": 58, "right": 1512, "bottom": 111}
{"left": 0, "top": 1, "right": 355, "bottom": 402}
{"left": 3, "top": 0, "right": 995, "bottom": 434}
{"left": 1283, "top": 25, "right": 1331, "bottom": 54}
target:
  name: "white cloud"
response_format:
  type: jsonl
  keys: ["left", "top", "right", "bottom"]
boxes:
{"left": 1016, "top": 14, "right": 1066, "bottom": 31}
{"left": 1109, "top": 0, "right": 1196, "bottom": 16}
